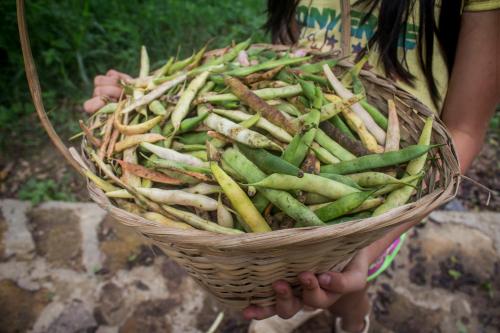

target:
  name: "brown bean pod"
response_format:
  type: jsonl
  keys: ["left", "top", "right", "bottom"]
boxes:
{"left": 242, "top": 65, "right": 284, "bottom": 85}
{"left": 319, "top": 121, "right": 370, "bottom": 156}
{"left": 224, "top": 76, "right": 298, "bottom": 134}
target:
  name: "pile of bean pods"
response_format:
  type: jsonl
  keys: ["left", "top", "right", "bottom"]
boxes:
{"left": 79, "top": 39, "right": 437, "bottom": 234}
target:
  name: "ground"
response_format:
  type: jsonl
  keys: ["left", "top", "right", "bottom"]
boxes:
{"left": 0, "top": 199, "right": 499, "bottom": 333}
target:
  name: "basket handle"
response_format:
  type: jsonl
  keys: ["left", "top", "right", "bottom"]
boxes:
{"left": 340, "top": 0, "right": 352, "bottom": 57}
{"left": 16, "top": 0, "right": 83, "bottom": 174}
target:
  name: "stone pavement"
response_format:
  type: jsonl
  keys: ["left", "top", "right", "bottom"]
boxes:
{"left": 0, "top": 199, "right": 499, "bottom": 333}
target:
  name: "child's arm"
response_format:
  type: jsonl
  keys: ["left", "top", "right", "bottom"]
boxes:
{"left": 441, "top": 10, "right": 499, "bottom": 173}
{"left": 362, "top": 9, "right": 499, "bottom": 266}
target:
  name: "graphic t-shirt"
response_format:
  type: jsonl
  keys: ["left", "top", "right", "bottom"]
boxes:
{"left": 296, "top": 0, "right": 500, "bottom": 113}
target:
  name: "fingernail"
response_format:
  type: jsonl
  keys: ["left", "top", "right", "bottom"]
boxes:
{"left": 319, "top": 274, "right": 331, "bottom": 286}
{"left": 302, "top": 278, "right": 312, "bottom": 288}
{"left": 276, "top": 287, "right": 286, "bottom": 295}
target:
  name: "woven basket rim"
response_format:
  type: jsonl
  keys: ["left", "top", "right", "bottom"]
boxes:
{"left": 71, "top": 50, "right": 461, "bottom": 250}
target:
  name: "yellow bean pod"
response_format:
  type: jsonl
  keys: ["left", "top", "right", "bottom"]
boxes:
{"left": 210, "top": 162, "right": 271, "bottom": 233}
{"left": 114, "top": 133, "right": 165, "bottom": 152}
{"left": 142, "top": 212, "right": 194, "bottom": 230}
{"left": 114, "top": 105, "right": 163, "bottom": 135}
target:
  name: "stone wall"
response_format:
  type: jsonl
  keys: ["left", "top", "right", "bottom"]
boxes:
{"left": 0, "top": 199, "right": 498, "bottom": 333}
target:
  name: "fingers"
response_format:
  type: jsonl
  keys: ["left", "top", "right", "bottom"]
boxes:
{"left": 243, "top": 267, "right": 368, "bottom": 321}
{"left": 242, "top": 280, "right": 302, "bottom": 320}
{"left": 243, "top": 305, "right": 276, "bottom": 321}
{"left": 106, "top": 69, "right": 132, "bottom": 81}
{"left": 299, "top": 272, "right": 340, "bottom": 308}
{"left": 84, "top": 69, "right": 130, "bottom": 113}
{"left": 273, "top": 280, "right": 302, "bottom": 319}
{"left": 83, "top": 96, "right": 106, "bottom": 114}
{"left": 318, "top": 269, "right": 366, "bottom": 294}
{"left": 93, "top": 86, "right": 123, "bottom": 100}
{"left": 94, "top": 75, "right": 120, "bottom": 87}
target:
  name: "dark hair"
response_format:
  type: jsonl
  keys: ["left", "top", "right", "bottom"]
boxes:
{"left": 265, "top": 0, "right": 462, "bottom": 107}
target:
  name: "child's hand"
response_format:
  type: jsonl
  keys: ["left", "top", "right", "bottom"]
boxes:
{"left": 242, "top": 249, "right": 370, "bottom": 320}
{"left": 83, "top": 69, "right": 132, "bottom": 113}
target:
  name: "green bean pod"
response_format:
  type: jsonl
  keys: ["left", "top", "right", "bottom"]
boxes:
{"left": 350, "top": 67, "right": 389, "bottom": 131}
{"left": 282, "top": 110, "right": 320, "bottom": 166}
{"left": 346, "top": 172, "right": 408, "bottom": 187}
{"left": 177, "top": 132, "right": 209, "bottom": 145}
{"left": 360, "top": 100, "right": 388, "bottom": 130}
{"left": 200, "top": 81, "right": 215, "bottom": 94}
{"left": 168, "top": 53, "right": 194, "bottom": 75}
{"left": 298, "top": 79, "right": 316, "bottom": 102}
{"left": 274, "top": 102, "right": 302, "bottom": 117}
{"left": 251, "top": 173, "right": 359, "bottom": 200}
{"left": 311, "top": 143, "right": 340, "bottom": 164}
{"left": 294, "top": 59, "right": 338, "bottom": 74}
{"left": 163, "top": 112, "right": 210, "bottom": 137}
{"left": 320, "top": 144, "right": 437, "bottom": 175}
{"left": 150, "top": 157, "right": 211, "bottom": 174}
{"left": 226, "top": 56, "right": 311, "bottom": 77}
{"left": 351, "top": 74, "right": 365, "bottom": 96}
{"left": 314, "top": 129, "right": 356, "bottom": 161}
{"left": 222, "top": 148, "right": 324, "bottom": 227}
{"left": 237, "top": 144, "right": 303, "bottom": 177}
{"left": 275, "top": 69, "right": 296, "bottom": 84}
{"left": 252, "top": 193, "right": 270, "bottom": 213}
{"left": 171, "top": 142, "right": 206, "bottom": 152}
{"left": 299, "top": 73, "right": 328, "bottom": 86}
{"left": 171, "top": 71, "right": 210, "bottom": 131}
{"left": 206, "top": 38, "right": 251, "bottom": 66}
{"left": 238, "top": 112, "right": 261, "bottom": 128}
{"left": 186, "top": 150, "right": 208, "bottom": 161}
{"left": 373, "top": 117, "right": 434, "bottom": 216}
{"left": 326, "top": 211, "right": 372, "bottom": 225}
{"left": 197, "top": 84, "right": 303, "bottom": 103}
{"left": 330, "top": 115, "right": 356, "bottom": 139}
{"left": 372, "top": 174, "right": 423, "bottom": 196}
{"left": 313, "top": 86, "right": 324, "bottom": 109}
{"left": 155, "top": 57, "right": 174, "bottom": 78}
{"left": 148, "top": 100, "right": 167, "bottom": 116}
{"left": 314, "top": 191, "right": 374, "bottom": 221}
{"left": 319, "top": 173, "right": 363, "bottom": 190}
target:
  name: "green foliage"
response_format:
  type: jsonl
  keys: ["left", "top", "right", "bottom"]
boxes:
{"left": 490, "top": 106, "right": 500, "bottom": 130}
{"left": 18, "top": 178, "right": 76, "bottom": 204}
{"left": 447, "top": 269, "right": 462, "bottom": 280}
{"left": 1, "top": 0, "right": 268, "bottom": 149}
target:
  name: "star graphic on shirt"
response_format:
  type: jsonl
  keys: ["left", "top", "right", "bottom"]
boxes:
{"left": 352, "top": 42, "right": 364, "bottom": 54}
{"left": 325, "top": 35, "right": 338, "bottom": 48}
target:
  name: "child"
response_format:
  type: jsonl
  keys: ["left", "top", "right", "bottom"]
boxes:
{"left": 84, "top": 1, "right": 499, "bottom": 332}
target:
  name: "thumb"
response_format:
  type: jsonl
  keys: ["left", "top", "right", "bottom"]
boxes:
{"left": 317, "top": 268, "right": 367, "bottom": 294}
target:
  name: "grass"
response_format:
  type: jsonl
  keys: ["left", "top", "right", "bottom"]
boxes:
{"left": 18, "top": 178, "right": 76, "bottom": 205}
{"left": 1, "top": 0, "right": 269, "bottom": 150}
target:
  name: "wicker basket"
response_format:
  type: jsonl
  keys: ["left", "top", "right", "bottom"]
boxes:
{"left": 18, "top": 0, "right": 461, "bottom": 309}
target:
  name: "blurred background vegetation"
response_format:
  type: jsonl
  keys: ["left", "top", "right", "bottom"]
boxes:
{"left": 1, "top": 0, "right": 268, "bottom": 151}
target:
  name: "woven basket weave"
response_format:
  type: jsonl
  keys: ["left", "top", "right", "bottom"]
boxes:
{"left": 18, "top": 0, "right": 461, "bottom": 309}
